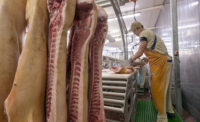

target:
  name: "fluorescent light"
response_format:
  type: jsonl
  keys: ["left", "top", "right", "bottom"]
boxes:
{"left": 162, "top": 37, "right": 171, "bottom": 41}
{"left": 99, "top": 2, "right": 110, "bottom": 7}
{"left": 123, "top": 13, "right": 141, "bottom": 19}
{"left": 178, "top": 23, "right": 199, "bottom": 29}
{"left": 161, "top": 23, "right": 199, "bottom": 32}
{"left": 115, "top": 38, "right": 121, "bottom": 41}
{"left": 127, "top": 33, "right": 133, "bottom": 36}
{"left": 108, "top": 18, "right": 117, "bottom": 22}
{"left": 162, "top": 33, "right": 168, "bottom": 36}
{"left": 190, "top": 1, "right": 199, "bottom": 6}
{"left": 108, "top": 13, "right": 141, "bottom": 22}
{"left": 112, "top": 35, "right": 121, "bottom": 38}
{"left": 109, "top": 30, "right": 120, "bottom": 34}
{"left": 105, "top": 39, "right": 109, "bottom": 44}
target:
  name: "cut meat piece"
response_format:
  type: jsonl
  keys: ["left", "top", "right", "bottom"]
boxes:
{"left": 66, "top": 0, "right": 97, "bottom": 121}
{"left": 110, "top": 66, "right": 135, "bottom": 74}
{"left": 46, "top": 0, "right": 76, "bottom": 121}
{"left": 0, "top": 0, "right": 26, "bottom": 121}
{"left": 88, "top": 6, "right": 108, "bottom": 122}
{"left": 4, "top": 0, "right": 49, "bottom": 121}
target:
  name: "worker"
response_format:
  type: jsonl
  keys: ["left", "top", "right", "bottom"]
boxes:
{"left": 129, "top": 21, "right": 175, "bottom": 122}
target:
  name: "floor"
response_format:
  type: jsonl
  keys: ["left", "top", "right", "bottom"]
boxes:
{"left": 182, "top": 109, "right": 196, "bottom": 122}
{"left": 104, "top": 87, "right": 196, "bottom": 122}
{"left": 134, "top": 100, "right": 182, "bottom": 122}
{"left": 136, "top": 89, "right": 196, "bottom": 122}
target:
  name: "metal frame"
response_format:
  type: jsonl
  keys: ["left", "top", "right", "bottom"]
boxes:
{"left": 96, "top": 0, "right": 111, "bottom": 8}
{"left": 110, "top": 0, "right": 128, "bottom": 60}
{"left": 95, "top": 0, "right": 129, "bottom": 8}
{"left": 102, "top": 72, "right": 137, "bottom": 122}
{"left": 170, "top": 0, "right": 182, "bottom": 115}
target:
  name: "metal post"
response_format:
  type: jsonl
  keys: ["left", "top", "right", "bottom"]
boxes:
{"left": 110, "top": 0, "right": 128, "bottom": 60}
{"left": 170, "top": 0, "right": 182, "bottom": 115}
{"left": 125, "top": 34, "right": 128, "bottom": 59}
{"left": 198, "top": 0, "right": 200, "bottom": 31}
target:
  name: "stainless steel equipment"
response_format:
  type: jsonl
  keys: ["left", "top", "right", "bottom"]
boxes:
{"left": 102, "top": 71, "right": 137, "bottom": 122}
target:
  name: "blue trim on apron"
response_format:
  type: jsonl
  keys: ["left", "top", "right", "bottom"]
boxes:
{"left": 151, "top": 35, "right": 157, "bottom": 50}
{"left": 151, "top": 35, "right": 172, "bottom": 63}
{"left": 168, "top": 60, "right": 172, "bottom": 62}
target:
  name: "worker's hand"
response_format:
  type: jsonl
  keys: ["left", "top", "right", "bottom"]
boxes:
{"left": 129, "top": 57, "right": 135, "bottom": 64}
{"left": 130, "top": 58, "right": 146, "bottom": 67}
{"left": 130, "top": 59, "right": 141, "bottom": 67}
{"left": 142, "top": 57, "right": 148, "bottom": 63}
{"left": 141, "top": 61, "right": 146, "bottom": 66}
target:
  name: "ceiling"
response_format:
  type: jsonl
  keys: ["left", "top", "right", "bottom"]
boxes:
{"left": 95, "top": 0, "right": 165, "bottom": 48}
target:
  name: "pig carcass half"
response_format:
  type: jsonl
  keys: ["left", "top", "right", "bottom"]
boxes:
{"left": 88, "top": 6, "right": 108, "bottom": 122}
{"left": 0, "top": 0, "right": 26, "bottom": 121}
{"left": 4, "top": 0, "right": 49, "bottom": 121}
{"left": 66, "top": 0, "right": 97, "bottom": 121}
{"left": 46, "top": 0, "right": 76, "bottom": 121}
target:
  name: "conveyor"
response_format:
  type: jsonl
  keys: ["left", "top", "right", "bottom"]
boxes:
{"left": 102, "top": 71, "right": 137, "bottom": 122}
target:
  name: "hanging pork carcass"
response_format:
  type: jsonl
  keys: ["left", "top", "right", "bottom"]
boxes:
{"left": 4, "top": 0, "right": 49, "bottom": 121}
{"left": 66, "top": 0, "right": 97, "bottom": 121}
{"left": 88, "top": 5, "right": 108, "bottom": 122}
{"left": 46, "top": 0, "right": 76, "bottom": 121}
{"left": 0, "top": 0, "right": 26, "bottom": 121}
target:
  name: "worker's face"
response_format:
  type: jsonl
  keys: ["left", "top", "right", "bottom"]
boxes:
{"left": 133, "top": 27, "right": 142, "bottom": 36}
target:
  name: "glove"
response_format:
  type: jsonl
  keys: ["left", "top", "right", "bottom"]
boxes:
{"left": 142, "top": 57, "right": 148, "bottom": 63}
{"left": 129, "top": 57, "right": 135, "bottom": 65}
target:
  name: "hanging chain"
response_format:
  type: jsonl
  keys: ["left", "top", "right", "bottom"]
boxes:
{"left": 134, "top": 1, "right": 137, "bottom": 21}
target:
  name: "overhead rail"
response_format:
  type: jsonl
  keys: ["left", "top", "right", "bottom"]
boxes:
{"left": 96, "top": 0, "right": 111, "bottom": 8}
{"left": 95, "top": 0, "right": 129, "bottom": 8}
{"left": 108, "top": 4, "right": 164, "bottom": 19}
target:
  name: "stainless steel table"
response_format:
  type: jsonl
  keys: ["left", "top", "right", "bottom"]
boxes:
{"left": 102, "top": 70, "right": 137, "bottom": 122}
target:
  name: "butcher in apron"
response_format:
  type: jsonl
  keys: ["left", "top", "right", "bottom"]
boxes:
{"left": 129, "top": 21, "right": 175, "bottom": 122}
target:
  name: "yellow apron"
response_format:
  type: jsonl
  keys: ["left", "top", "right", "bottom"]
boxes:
{"left": 144, "top": 35, "right": 168, "bottom": 114}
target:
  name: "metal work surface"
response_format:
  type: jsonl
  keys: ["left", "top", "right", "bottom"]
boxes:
{"left": 134, "top": 100, "right": 182, "bottom": 122}
{"left": 102, "top": 72, "right": 135, "bottom": 79}
{"left": 102, "top": 71, "right": 137, "bottom": 122}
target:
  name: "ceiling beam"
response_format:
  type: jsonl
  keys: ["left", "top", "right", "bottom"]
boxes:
{"left": 108, "top": 4, "right": 164, "bottom": 19}
{"left": 95, "top": 0, "right": 111, "bottom": 7}
{"left": 95, "top": 0, "right": 129, "bottom": 8}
